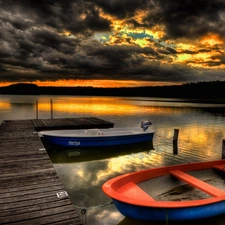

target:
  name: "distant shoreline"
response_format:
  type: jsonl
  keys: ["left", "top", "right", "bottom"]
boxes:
{"left": 0, "top": 81, "right": 225, "bottom": 101}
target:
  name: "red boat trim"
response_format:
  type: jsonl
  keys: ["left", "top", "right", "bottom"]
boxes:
{"left": 170, "top": 169, "right": 225, "bottom": 197}
{"left": 213, "top": 164, "right": 225, "bottom": 171}
{"left": 102, "top": 159, "right": 225, "bottom": 208}
{"left": 117, "top": 181, "right": 155, "bottom": 203}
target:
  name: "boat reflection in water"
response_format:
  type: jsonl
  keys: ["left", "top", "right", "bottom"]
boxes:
{"left": 118, "top": 215, "right": 225, "bottom": 225}
{"left": 45, "top": 141, "right": 154, "bottom": 163}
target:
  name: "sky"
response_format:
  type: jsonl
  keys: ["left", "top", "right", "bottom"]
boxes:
{"left": 0, "top": 0, "right": 225, "bottom": 87}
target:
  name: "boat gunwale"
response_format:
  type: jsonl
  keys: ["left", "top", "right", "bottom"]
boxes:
{"left": 39, "top": 128, "right": 155, "bottom": 138}
{"left": 102, "top": 159, "right": 225, "bottom": 208}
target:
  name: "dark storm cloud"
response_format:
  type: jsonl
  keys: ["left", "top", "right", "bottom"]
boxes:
{"left": 1, "top": 0, "right": 112, "bottom": 33}
{"left": 93, "top": 0, "right": 150, "bottom": 18}
{"left": 0, "top": 0, "right": 114, "bottom": 82}
{"left": 89, "top": 45, "right": 159, "bottom": 68}
{"left": 144, "top": 0, "right": 225, "bottom": 39}
{"left": 0, "top": 0, "right": 225, "bottom": 84}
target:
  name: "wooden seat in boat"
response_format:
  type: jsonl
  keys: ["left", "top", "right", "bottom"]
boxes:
{"left": 170, "top": 169, "right": 225, "bottom": 197}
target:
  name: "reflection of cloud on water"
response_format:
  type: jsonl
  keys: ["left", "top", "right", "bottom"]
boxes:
{"left": 93, "top": 208, "right": 123, "bottom": 225}
{"left": 54, "top": 160, "right": 108, "bottom": 190}
{"left": 77, "top": 207, "right": 123, "bottom": 225}
{"left": 53, "top": 161, "right": 111, "bottom": 214}
{"left": 53, "top": 150, "right": 167, "bottom": 200}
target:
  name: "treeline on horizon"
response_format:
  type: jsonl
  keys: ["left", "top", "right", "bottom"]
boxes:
{"left": 0, "top": 80, "right": 224, "bottom": 99}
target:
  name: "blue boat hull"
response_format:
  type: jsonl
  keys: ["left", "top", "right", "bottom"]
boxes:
{"left": 113, "top": 198, "right": 225, "bottom": 221}
{"left": 42, "top": 132, "right": 154, "bottom": 148}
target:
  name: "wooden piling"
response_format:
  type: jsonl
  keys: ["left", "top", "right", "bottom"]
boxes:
{"left": 173, "top": 129, "right": 179, "bottom": 155}
{"left": 222, "top": 139, "right": 225, "bottom": 159}
{"left": 36, "top": 100, "right": 38, "bottom": 119}
{"left": 50, "top": 99, "right": 53, "bottom": 119}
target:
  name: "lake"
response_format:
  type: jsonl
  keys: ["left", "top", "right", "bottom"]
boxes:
{"left": 1, "top": 95, "right": 225, "bottom": 225}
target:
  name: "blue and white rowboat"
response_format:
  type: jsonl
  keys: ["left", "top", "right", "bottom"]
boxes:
{"left": 39, "top": 121, "right": 154, "bottom": 148}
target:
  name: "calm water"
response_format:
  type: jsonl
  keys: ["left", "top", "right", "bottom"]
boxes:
{"left": 1, "top": 95, "right": 225, "bottom": 225}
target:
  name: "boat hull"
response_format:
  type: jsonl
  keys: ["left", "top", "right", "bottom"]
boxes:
{"left": 40, "top": 131, "right": 154, "bottom": 148}
{"left": 113, "top": 198, "right": 225, "bottom": 221}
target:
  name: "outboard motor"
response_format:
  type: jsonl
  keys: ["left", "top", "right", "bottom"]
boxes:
{"left": 141, "top": 120, "right": 152, "bottom": 131}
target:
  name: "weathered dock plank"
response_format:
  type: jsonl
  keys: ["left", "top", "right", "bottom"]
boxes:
{"left": 32, "top": 117, "right": 114, "bottom": 131}
{"left": 0, "top": 119, "right": 83, "bottom": 225}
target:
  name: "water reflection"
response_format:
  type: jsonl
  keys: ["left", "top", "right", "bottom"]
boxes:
{"left": 0, "top": 101, "right": 10, "bottom": 110}
{"left": 47, "top": 141, "right": 154, "bottom": 163}
{"left": 1, "top": 95, "right": 225, "bottom": 224}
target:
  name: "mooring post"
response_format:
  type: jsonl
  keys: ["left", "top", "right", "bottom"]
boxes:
{"left": 36, "top": 100, "right": 38, "bottom": 119}
{"left": 173, "top": 129, "right": 179, "bottom": 155}
{"left": 50, "top": 99, "right": 53, "bottom": 119}
{"left": 222, "top": 139, "right": 225, "bottom": 159}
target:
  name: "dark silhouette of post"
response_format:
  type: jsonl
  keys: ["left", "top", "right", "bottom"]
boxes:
{"left": 36, "top": 100, "right": 38, "bottom": 119}
{"left": 50, "top": 99, "right": 53, "bottom": 119}
{"left": 222, "top": 139, "right": 225, "bottom": 159}
{"left": 173, "top": 129, "right": 179, "bottom": 155}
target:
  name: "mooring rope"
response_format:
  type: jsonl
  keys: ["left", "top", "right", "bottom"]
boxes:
{"left": 74, "top": 200, "right": 114, "bottom": 211}
{"left": 74, "top": 201, "right": 114, "bottom": 225}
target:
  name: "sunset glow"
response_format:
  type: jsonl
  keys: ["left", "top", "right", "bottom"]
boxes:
{"left": 0, "top": 80, "right": 181, "bottom": 88}
{"left": 200, "top": 34, "right": 223, "bottom": 46}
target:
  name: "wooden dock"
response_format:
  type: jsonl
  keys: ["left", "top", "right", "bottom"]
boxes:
{"left": 0, "top": 117, "right": 114, "bottom": 225}
{"left": 32, "top": 117, "right": 114, "bottom": 131}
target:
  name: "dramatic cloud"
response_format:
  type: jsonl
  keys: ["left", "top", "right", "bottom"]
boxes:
{"left": 0, "top": 0, "right": 225, "bottom": 86}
